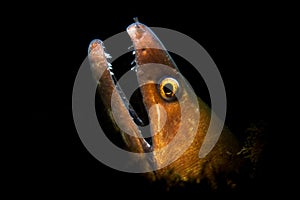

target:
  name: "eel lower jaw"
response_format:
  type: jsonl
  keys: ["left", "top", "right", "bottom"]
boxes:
{"left": 88, "top": 39, "right": 153, "bottom": 153}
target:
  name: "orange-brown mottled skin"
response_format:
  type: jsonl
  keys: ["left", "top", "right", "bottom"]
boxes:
{"left": 131, "top": 41, "right": 242, "bottom": 190}
{"left": 89, "top": 22, "right": 245, "bottom": 190}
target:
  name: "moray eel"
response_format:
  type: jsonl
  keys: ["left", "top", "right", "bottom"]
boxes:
{"left": 88, "top": 20, "right": 244, "bottom": 190}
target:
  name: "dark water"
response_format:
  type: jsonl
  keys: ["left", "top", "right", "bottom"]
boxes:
{"left": 21, "top": 6, "right": 287, "bottom": 198}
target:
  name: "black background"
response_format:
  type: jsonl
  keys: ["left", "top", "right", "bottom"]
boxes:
{"left": 13, "top": 2, "right": 292, "bottom": 198}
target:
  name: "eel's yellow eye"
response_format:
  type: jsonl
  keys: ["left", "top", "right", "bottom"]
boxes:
{"left": 159, "top": 77, "right": 180, "bottom": 101}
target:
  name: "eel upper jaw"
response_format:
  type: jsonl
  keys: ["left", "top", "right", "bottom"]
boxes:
{"left": 126, "top": 21, "right": 178, "bottom": 146}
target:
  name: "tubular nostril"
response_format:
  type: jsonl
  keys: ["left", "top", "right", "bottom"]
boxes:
{"left": 133, "top": 17, "right": 140, "bottom": 28}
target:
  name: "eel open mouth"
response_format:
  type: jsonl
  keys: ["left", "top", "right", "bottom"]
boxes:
{"left": 88, "top": 18, "right": 190, "bottom": 155}
{"left": 86, "top": 19, "right": 247, "bottom": 189}
{"left": 88, "top": 20, "right": 160, "bottom": 153}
